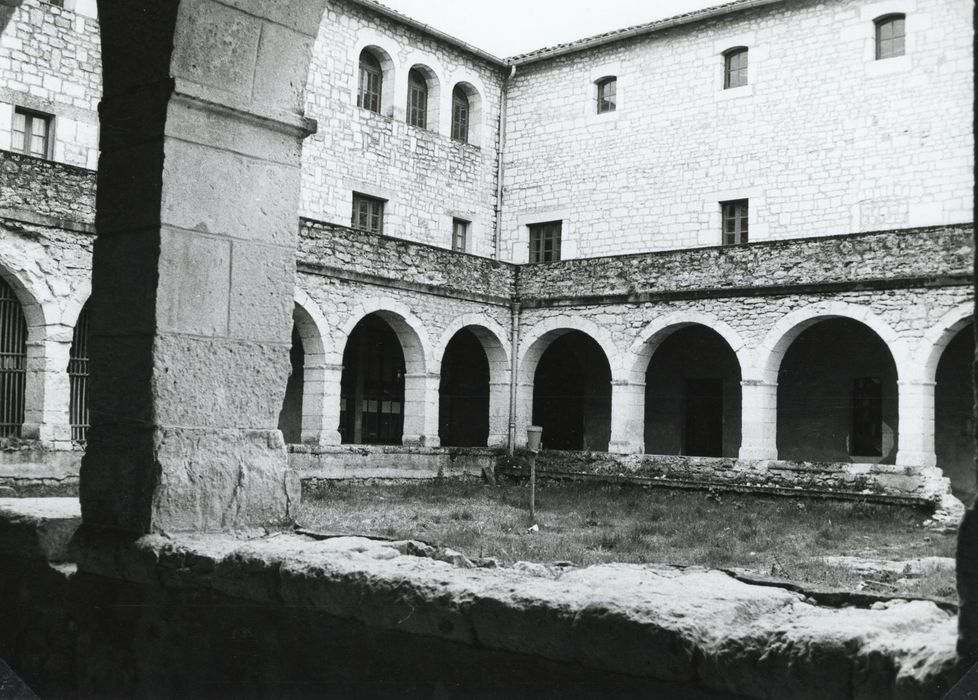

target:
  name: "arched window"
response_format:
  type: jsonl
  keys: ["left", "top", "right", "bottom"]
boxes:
{"left": 875, "top": 14, "right": 905, "bottom": 59}
{"left": 451, "top": 86, "right": 469, "bottom": 143}
{"left": 357, "top": 50, "right": 383, "bottom": 113}
{"left": 0, "top": 278, "right": 26, "bottom": 438}
{"left": 596, "top": 76, "right": 617, "bottom": 114}
{"left": 723, "top": 47, "right": 748, "bottom": 89}
{"left": 68, "top": 304, "right": 90, "bottom": 443}
{"left": 408, "top": 68, "right": 428, "bottom": 129}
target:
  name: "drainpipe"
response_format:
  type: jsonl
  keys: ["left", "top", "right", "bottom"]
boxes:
{"left": 507, "top": 287, "right": 521, "bottom": 456}
{"left": 493, "top": 64, "right": 516, "bottom": 261}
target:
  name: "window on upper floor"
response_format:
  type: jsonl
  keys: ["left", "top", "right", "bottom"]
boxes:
{"left": 596, "top": 76, "right": 617, "bottom": 114}
{"left": 12, "top": 108, "right": 52, "bottom": 159}
{"left": 44, "top": 0, "right": 64, "bottom": 6}
{"left": 352, "top": 193, "right": 385, "bottom": 235}
{"left": 451, "top": 86, "right": 469, "bottom": 143}
{"left": 723, "top": 47, "right": 748, "bottom": 89}
{"left": 407, "top": 68, "right": 428, "bottom": 129}
{"left": 721, "top": 200, "right": 749, "bottom": 245}
{"left": 875, "top": 14, "right": 905, "bottom": 59}
{"left": 528, "top": 221, "right": 562, "bottom": 263}
{"left": 357, "top": 51, "right": 383, "bottom": 113}
{"left": 452, "top": 218, "right": 469, "bottom": 252}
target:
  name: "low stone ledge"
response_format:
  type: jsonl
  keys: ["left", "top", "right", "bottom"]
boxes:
{"left": 0, "top": 498, "right": 81, "bottom": 561}
{"left": 289, "top": 444, "right": 497, "bottom": 482}
{"left": 61, "top": 523, "right": 960, "bottom": 699}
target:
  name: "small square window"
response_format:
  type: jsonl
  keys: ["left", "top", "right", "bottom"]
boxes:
{"left": 451, "top": 219, "right": 468, "bottom": 252}
{"left": 596, "top": 77, "right": 617, "bottom": 114}
{"left": 875, "top": 14, "right": 906, "bottom": 60}
{"left": 12, "top": 108, "right": 52, "bottom": 159}
{"left": 723, "top": 48, "right": 748, "bottom": 89}
{"left": 721, "top": 200, "right": 748, "bottom": 245}
{"left": 351, "top": 193, "right": 385, "bottom": 235}
{"left": 528, "top": 221, "right": 562, "bottom": 263}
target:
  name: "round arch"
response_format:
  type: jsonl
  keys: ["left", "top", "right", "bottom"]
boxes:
{"left": 916, "top": 302, "right": 975, "bottom": 384}
{"left": 339, "top": 297, "right": 432, "bottom": 376}
{"left": 518, "top": 315, "right": 620, "bottom": 383}
{"left": 447, "top": 72, "right": 486, "bottom": 146}
{"left": 625, "top": 311, "right": 748, "bottom": 382}
{"left": 405, "top": 55, "right": 445, "bottom": 132}
{"left": 351, "top": 31, "right": 400, "bottom": 118}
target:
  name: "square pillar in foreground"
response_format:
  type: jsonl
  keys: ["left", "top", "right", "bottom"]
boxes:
{"left": 609, "top": 380, "right": 645, "bottom": 454}
{"left": 738, "top": 379, "right": 778, "bottom": 460}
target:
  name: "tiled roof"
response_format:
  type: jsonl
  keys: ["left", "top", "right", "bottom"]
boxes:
{"left": 508, "top": 0, "right": 785, "bottom": 64}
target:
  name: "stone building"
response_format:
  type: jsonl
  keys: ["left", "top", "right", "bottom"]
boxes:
{"left": 0, "top": 0, "right": 973, "bottom": 502}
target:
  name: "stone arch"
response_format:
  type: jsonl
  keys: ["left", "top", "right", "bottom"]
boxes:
{"left": 916, "top": 302, "right": 975, "bottom": 384}
{"left": 352, "top": 31, "right": 400, "bottom": 118}
{"left": 448, "top": 73, "right": 486, "bottom": 146}
{"left": 404, "top": 53, "right": 446, "bottom": 133}
{"left": 0, "top": 262, "right": 43, "bottom": 441}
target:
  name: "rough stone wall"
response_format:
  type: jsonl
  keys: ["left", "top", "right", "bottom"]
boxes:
{"left": 501, "top": 0, "right": 974, "bottom": 261}
{"left": 0, "top": 0, "right": 100, "bottom": 170}
{"left": 302, "top": 0, "right": 507, "bottom": 257}
{"left": 0, "top": 150, "right": 96, "bottom": 223}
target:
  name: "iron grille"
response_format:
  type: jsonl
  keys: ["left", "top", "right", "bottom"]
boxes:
{"left": 68, "top": 306, "right": 90, "bottom": 443}
{"left": 0, "top": 279, "right": 26, "bottom": 438}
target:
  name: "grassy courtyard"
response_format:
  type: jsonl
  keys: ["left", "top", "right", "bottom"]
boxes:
{"left": 295, "top": 479, "right": 957, "bottom": 602}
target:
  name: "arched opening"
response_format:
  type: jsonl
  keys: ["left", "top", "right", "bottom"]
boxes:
{"left": 451, "top": 81, "right": 481, "bottom": 145}
{"left": 777, "top": 318, "right": 899, "bottom": 463}
{"left": 407, "top": 64, "right": 439, "bottom": 131}
{"left": 532, "top": 330, "right": 611, "bottom": 451}
{"left": 340, "top": 314, "right": 406, "bottom": 445}
{"left": 0, "top": 276, "right": 26, "bottom": 438}
{"left": 644, "top": 326, "right": 742, "bottom": 457}
{"left": 936, "top": 323, "right": 975, "bottom": 500}
{"left": 277, "top": 322, "right": 305, "bottom": 445}
{"left": 68, "top": 302, "right": 90, "bottom": 443}
{"left": 439, "top": 328, "right": 489, "bottom": 447}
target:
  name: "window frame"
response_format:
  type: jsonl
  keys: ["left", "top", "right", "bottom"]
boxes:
{"left": 596, "top": 76, "right": 617, "bottom": 114}
{"left": 874, "top": 14, "right": 906, "bottom": 60}
{"left": 721, "top": 199, "right": 749, "bottom": 246}
{"left": 12, "top": 107, "right": 53, "bottom": 160}
{"left": 723, "top": 47, "right": 749, "bottom": 89}
{"left": 357, "top": 51, "right": 383, "bottom": 114}
{"left": 528, "top": 221, "right": 562, "bottom": 264}
{"left": 407, "top": 67, "right": 428, "bottom": 129}
{"left": 451, "top": 86, "right": 469, "bottom": 143}
{"left": 351, "top": 192, "right": 386, "bottom": 236}
{"left": 451, "top": 218, "right": 469, "bottom": 253}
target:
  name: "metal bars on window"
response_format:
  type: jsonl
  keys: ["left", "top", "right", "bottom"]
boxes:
{"left": 12, "top": 108, "right": 51, "bottom": 159}
{"left": 357, "top": 51, "right": 383, "bottom": 113}
{"left": 723, "top": 48, "right": 748, "bottom": 89}
{"left": 875, "top": 14, "right": 905, "bottom": 59}
{"left": 721, "top": 200, "right": 748, "bottom": 245}
{"left": 352, "top": 193, "right": 385, "bottom": 235}
{"left": 407, "top": 68, "right": 428, "bottom": 129}
{"left": 451, "top": 86, "right": 469, "bottom": 143}
{"left": 528, "top": 221, "right": 562, "bottom": 263}
{"left": 0, "top": 279, "right": 26, "bottom": 438}
{"left": 68, "top": 306, "right": 89, "bottom": 443}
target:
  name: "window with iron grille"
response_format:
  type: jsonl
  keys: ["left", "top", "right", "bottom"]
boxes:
{"left": 528, "top": 221, "right": 562, "bottom": 263}
{"left": 12, "top": 108, "right": 52, "bottom": 159}
{"left": 596, "top": 77, "right": 617, "bottom": 114}
{"left": 407, "top": 68, "right": 428, "bottom": 129}
{"left": 351, "top": 193, "right": 385, "bottom": 235}
{"left": 0, "top": 278, "right": 26, "bottom": 438}
{"left": 721, "top": 200, "right": 748, "bottom": 245}
{"left": 452, "top": 219, "right": 468, "bottom": 252}
{"left": 875, "top": 14, "right": 905, "bottom": 59}
{"left": 723, "top": 47, "right": 748, "bottom": 89}
{"left": 357, "top": 51, "right": 383, "bottom": 113}
{"left": 451, "top": 86, "right": 469, "bottom": 143}
{"left": 68, "top": 305, "right": 90, "bottom": 443}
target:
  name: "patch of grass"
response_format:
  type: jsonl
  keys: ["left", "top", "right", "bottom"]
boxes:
{"left": 295, "top": 480, "right": 957, "bottom": 601}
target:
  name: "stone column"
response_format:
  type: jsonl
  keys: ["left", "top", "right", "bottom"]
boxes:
{"left": 609, "top": 380, "right": 645, "bottom": 454}
{"left": 81, "top": 1, "right": 322, "bottom": 534}
{"left": 403, "top": 372, "right": 440, "bottom": 446}
{"left": 513, "top": 378, "right": 535, "bottom": 449}
{"left": 488, "top": 379, "right": 511, "bottom": 448}
{"left": 300, "top": 362, "right": 343, "bottom": 446}
{"left": 895, "top": 380, "right": 937, "bottom": 467}
{"left": 739, "top": 379, "right": 778, "bottom": 460}
{"left": 22, "top": 323, "right": 73, "bottom": 447}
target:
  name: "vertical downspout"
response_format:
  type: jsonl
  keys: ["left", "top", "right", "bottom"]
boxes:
{"left": 500, "top": 64, "right": 520, "bottom": 454}
{"left": 494, "top": 64, "right": 515, "bottom": 260}
{"left": 508, "top": 285, "right": 521, "bottom": 456}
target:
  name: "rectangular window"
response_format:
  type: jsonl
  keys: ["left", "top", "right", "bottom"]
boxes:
{"left": 596, "top": 77, "right": 617, "bottom": 114}
{"left": 876, "top": 15, "right": 906, "bottom": 60}
{"left": 721, "top": 199, "right": 748, "bottom": 245}
{"left": 407, "top": 72, "right": 427, "bottom": 129}
{"left": 452, "top": 218, "right": 468, "bottom": 252}
{"left": 528, "top": 221, "right": 562, "bottom": 263}
{"left": 12, "top": 108, "right": 52, "bottom": 159}
{"left": 45, "top": 0, "right": 65, "bottom": 6}
{"left": 851, "top": 377, "right": 883, "bottom": 456}
{"left": 351, "top": 193, "right": 385, "bottom": 235}
{"left": 724, "top": 48, "right": 749, "bottom": 89}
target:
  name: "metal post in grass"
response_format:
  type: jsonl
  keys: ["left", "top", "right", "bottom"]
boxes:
{"left": 526, "top": 425, "right": 543, "bottom": 523}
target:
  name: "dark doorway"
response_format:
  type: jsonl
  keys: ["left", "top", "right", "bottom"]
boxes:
{"left": 936, "top": 324, "right": 975, "bottom": 500}
{"left": 532, "top": 331, "right": 611, "bottom": 451}
{"left": 644, "top": 326, "right": 742, "bottom": 457}
{"left": 340, "top": 314, "right": 405, "bottom": 445}
{"left": 777, "top": 318, "right": 898, "bottom": 463}
{"left": 439, "top": 329, "right": 490, "bottom": 447}
{"left": 685, "top": 378, "right": 723, "bottom": 457}
{"left": 277, "top": 323, "right": 304, "bottom": 444}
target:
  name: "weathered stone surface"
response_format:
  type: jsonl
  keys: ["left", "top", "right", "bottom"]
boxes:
{"left": 0, "top": 497, "right": 80, "bottom": 560}
{"left": 290, "top": 444, "right": 496, "bottom": 482}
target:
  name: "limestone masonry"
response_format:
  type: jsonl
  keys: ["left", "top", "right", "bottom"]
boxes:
{"left": 0, "top": 0, "right": 973, "bottom": 505}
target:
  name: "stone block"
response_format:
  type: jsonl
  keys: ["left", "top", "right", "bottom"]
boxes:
{"left": 252, "top": 22, "right": 312, "bottom": 114}
{"left": 228, "top": 240, "right": 294, "bottom": 343}
{"left": 156, "top": 226, "right": 231, "bottom": 337}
